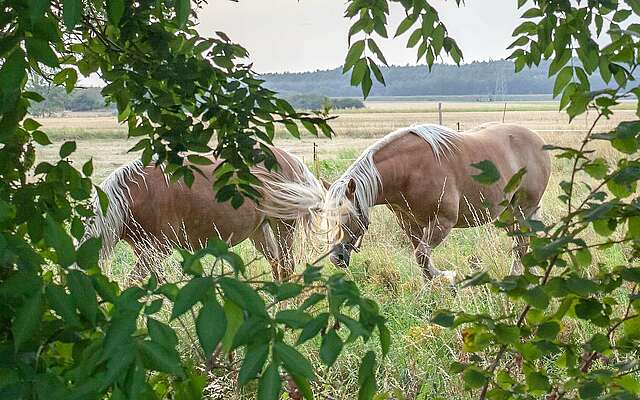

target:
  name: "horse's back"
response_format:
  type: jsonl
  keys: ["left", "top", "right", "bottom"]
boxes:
{"left": 123, "top": 162, "right": 262, "bottom": 250}
{"left": 454, "top": 123, "right": 550, "bottom": 223}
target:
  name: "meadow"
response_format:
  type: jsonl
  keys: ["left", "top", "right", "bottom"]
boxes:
{"left": 35, "top": 101, "right": 637, "bottom": 399}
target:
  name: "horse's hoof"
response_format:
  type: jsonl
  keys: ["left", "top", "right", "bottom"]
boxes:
{"left": 439, "top": 270, "right": 457, "bottom": 285}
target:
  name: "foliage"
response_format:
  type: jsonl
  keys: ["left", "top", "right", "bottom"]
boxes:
{"left": 264, "top": 59, "right": 616, "bottom": 98}
{"left": 282, "top": 93, "right": 365, "bottom": 111}
{"left": 6, "top": 0, "right": 640, "bottom": 399}
{"left": 0, "top": 0, "right": 391, "bottom": 399}
{"left": 429, "top": 1, "right": 640, "bottom": 399}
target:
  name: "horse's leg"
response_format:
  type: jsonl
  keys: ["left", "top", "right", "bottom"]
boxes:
{"left": 508, "top": 207, "right": 540, "bottom": 275}
{"left": 270, "top": 220, "right": 296, "bottom": 280}
{"left": 250, "top": 222, "right": 283, "bottom": 280}
{"left": 404, "top": 219, "right": 456, "bottom": 282}
{"left": 250, "top": 220, "right": 296, "bottom": 281}
{"left": 124, "top": 232, "right": 169, "bottom": 284}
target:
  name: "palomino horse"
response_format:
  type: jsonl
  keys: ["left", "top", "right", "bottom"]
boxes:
{"left": 322, "top": 123, "right": 551, "bottom": 281}
{"left": 83, "top": 146, "right": 326, "bottom": 281}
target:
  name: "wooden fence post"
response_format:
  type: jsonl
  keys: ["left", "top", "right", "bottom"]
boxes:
{"left": 438, "top": 102, "right": 443, "bottom": 125}
{"left": 313, "top": 142, "right": 320, "bottom": 178}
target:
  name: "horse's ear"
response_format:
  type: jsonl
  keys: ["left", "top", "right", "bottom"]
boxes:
{"left": 347, "top": 178, "right": 356, "bottom": 195}
{"left": 321, "top": 178, "right": 332, "bottom": 190}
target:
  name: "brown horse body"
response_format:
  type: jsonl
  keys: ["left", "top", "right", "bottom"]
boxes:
{"left": 85, "top": 147, "right": 325, "bottom": 280}
{"left": 324, "top": 123, "right": 551, "bottom": 280}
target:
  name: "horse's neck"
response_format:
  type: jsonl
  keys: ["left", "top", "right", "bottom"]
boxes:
{"left": 371, "top": 151, "right": 406, "bottom": 207}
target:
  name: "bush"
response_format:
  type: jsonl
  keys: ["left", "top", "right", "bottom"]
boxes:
{"left": 282, "top": 93, "right": 365, "bottom": 110}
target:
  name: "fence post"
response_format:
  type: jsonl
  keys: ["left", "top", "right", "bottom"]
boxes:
{"left": 502, "top": 102, "right": 507, "bottom": 123}
{"left": 438, "top": 102, "right": 443, "bottom": 125}
{"left": 313, "top": 142, "right": 320, "bottom": 178}
{"left": 457, "top": 122, "right": 461, "bottom": 132}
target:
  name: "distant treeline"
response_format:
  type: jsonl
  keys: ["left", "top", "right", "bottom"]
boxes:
{"left": 29, "top": 85, "right": 110, "bottom": 116}
{"left": 262, "top": 59, "right": 611, "bottom": 98}
{"left": 282, "top": 94, "right": 364, "bottom": 110}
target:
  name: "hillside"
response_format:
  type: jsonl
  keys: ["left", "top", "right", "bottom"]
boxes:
{"left": 262, "top": 59, "right": 609, "bottom": 98}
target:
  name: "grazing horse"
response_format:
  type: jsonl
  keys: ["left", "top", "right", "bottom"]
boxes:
{"left": 322, "top": 123, "right": 551, "bottom": 281}
{"left": 83, "top": 147, "right": 326, "bottom": 281}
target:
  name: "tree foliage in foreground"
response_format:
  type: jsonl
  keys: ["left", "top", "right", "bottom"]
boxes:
{"left": 430, "top": 1, "right": 640, "bottom": 399}
{"left": 0, "top": 0, "right": 394, "bottom": 399}
{"left": 5, "top": 0, "right": 640, "bottom": 399}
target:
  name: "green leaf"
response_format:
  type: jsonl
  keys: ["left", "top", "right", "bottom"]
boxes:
{"left": 378, "top": 321, "right": 391, "bottom": 356}
{"left": 12, "top": 291, "right": 42, "bottom": 351}
{"left": 82, "top": 158, "right": 94, "bottom": 176}
{"left": 62, "top": 0, "right": 81, "bottom": 29}
{"left": 219, "top": 277, "right": 267, "bottom": 317}
{"left": 175, "top": 0, "right": 191, "bottom": 27}
{"left": 503, "top": 168, "right": 527, "bottom": 193}
{"left": 23, "top": 118, "right": 42, "bottom": 131}
{"left": 344, "top": 40, "right": 366, "bottom": 72}
{"left": 59, "top": 140, "right": 76, "bottom": 158}
{"left": 522, "top": 286, "right": 549, "bottom": 309}
{"left": 148, "top": 318, "right": 178, "bottom": 350}
{"left": 76, "top": 238, "right": 101, "bottom": 269}
{"left": 275, "top": 309, "right": 311, "bottom": 329}
{"left": 583, "top": 157, "right": 608, "bottom": 179}
{"left": 196, "top": 297, "right": 227, "bottom": 356}
{"left": 32, "top": 130, "right": 52, "bottom": 145}
{"left": 395, "top": 15, "right": 416, "bottom": 37}
{"left": 138, "top": 341, "right": 185, "bottom": 378}
{"left": 358, "top": 351, "right": 377, "bottom": 400}
{"left": 257, "top": 362, "right": 281, "bottom": 400}
{"left": 537, "top": 321, "right": 560, "bottom": 340}
{"left": 107, "top": 0, "right": 124, "bottom": 26}
{"left": 320, "top": 329, "right": 343, "bottom": 367}
{"left": 221, "top": 299, "right": 243, "bottom": 354}
{"left": 431, "top": 310, "right": 455, "bottom": 327}
{"left": 471, "top": 160, "right": 501, "bottom": 185}
{"left": 623, "top": 316, "right": 640, "bottom": 339}
{"left": 26, "top": 37, "right": 59, "bottom": 67}
{"left": 463, "top": 366, "right": 487, "bottom": 389}
{"left": 171, "top": 277, "right": 211, "bottom": 319}
{"left": 238, "top": 342, "right": 269, "bottom": 385}
{"left": 273, "top": 342, "right": 315, "bottom": 380}
{"left": 45, "top": 215, "right": 75, "bottom": 267}
{"left": 573, "top": 248, "right": 592, "bottom": 268}
{"left": 495, "top": 324, "right": 520, "bottom": 345}
{"left": 297, "top": 312, "right": 329, "bottom": 344}
{"left": 67, "top": 270, "right": 98, "bottom": 324}
{"left": 46, "top": 284, "right": 81, "bottom": 328}
{"left": 553, "top": 66, "right": 573, "bottom": 98}
{"left": 29, "top": 0, "right": 50, "bottom": 20}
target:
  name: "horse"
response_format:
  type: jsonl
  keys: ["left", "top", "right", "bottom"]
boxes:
{"left": 83, "top": 146, "right": 326, "bottom": 281}
{"left": 321, "top": 123, "right": 551, "bottom": 281}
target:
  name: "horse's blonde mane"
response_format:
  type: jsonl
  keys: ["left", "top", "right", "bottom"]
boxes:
{"left": 254, "top": 153, "right": 326, "bottom": 240}
{"left": 323, "top": 124, "right": 461, "bottom": 241}
{"left": 83, "top": 159, "right": 149, "bottom": 259}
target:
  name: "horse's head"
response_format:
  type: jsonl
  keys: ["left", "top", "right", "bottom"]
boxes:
{"left": 324, "top": 178, "right": 369, "bottom": 268}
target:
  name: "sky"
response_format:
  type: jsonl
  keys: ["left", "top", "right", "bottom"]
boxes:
{"left": 196, "top": 0, "right": 523, "bottom": 73}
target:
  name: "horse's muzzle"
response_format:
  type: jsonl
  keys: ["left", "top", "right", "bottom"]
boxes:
{"left": 329, "top": 245, "right": 351, "bottom": 268}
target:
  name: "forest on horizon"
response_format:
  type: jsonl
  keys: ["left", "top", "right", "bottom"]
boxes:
{"left": 262, "top": 59, "right": 610, "bottom": 98}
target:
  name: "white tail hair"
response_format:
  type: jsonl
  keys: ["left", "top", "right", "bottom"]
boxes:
{"left": 83, "top": 159, "right": 148, "bottom": 259}
{"left": 254, "top": 153, "right": 327, "bottom": 242}
{"left": 322, "top": 123, "right": 461, "bottom": 243}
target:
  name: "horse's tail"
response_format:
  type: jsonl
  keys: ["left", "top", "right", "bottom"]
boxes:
{"left": 254, "top": 154, "right": 326, "bottom": 243}
{"left": 82, "top": 159, "right": 147, "bottom": 260}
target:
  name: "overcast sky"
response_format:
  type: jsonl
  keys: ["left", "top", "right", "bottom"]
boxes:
{"left": 196, "top": 0, "right": 522, "bottom": 73}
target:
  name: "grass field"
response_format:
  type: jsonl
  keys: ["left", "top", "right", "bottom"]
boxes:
{"left": 35, "top": 101, "right": 636, "bottom": 399}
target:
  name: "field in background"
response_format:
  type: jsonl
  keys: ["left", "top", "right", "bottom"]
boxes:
{"left": 34, "top": 101, "right": 635, "bottom": 399}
